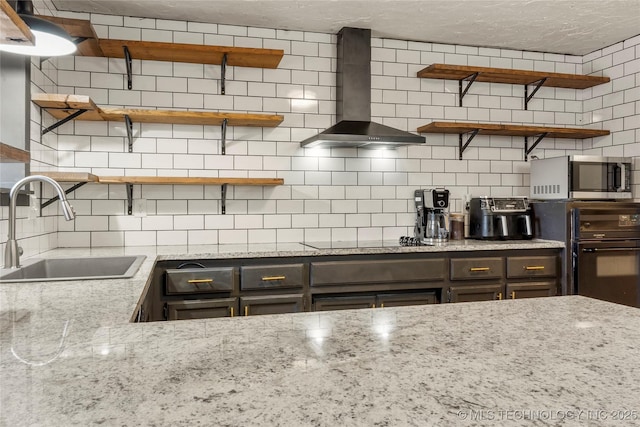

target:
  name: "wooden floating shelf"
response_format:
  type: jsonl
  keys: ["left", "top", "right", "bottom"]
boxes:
{"left": 97, "top": 176, "right": 284, "bottom": 186}
{"left": 32, "top": 94, "right": 284, "bottom": 127}
{"left": 417, "top": 64, "right": 610, "bottom": 89}
{"left": 418, "top": 63, "right": 610, "bottom": 109}
{"left": 34, "top": 15, "right": 101, "bottom": 56}
{"left": 418, "top": 122, "right": 610, "bottom": 139}
{"left": 418, "top": 121, "right": 610, "bottom": 161}
{"left": 98, "top": 39, "right": 284, "bottom": 68}
{"left": 34, "top": 172, "right": 284, "bottom": 215}
{"left": 36, "top": 15, "right": 284, "bottom": 68}
{"left": 1, "top": 0, "right": 34, "bottom": 46}
{"left": 33, "top": 171, "right": 99, "bottom": 182}
{"left": 0, "top": 142, "right": 30, "bottom": 163}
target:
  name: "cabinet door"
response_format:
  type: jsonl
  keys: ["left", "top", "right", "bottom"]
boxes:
{"left": 450, "top": 257, "right": 503, "bottom": 281}
{"left": 240, "top": 264, "right": 305, "bottom": 290}
{"left": 311, "top": 258, "right": 445, "bottom": 286}
{"left": 507, "top": 256, "right": 557, "bottom": 279}
{"left": 506, "top": 282, "right": 556, "bottom": 299}
{"left": 165, "top": 267, "right": 235, "bottom": 295}
{"left": 448, "top": 284, "right": 504, "bottom": 303}
{"left": 313, "top": 295, "right": 376, "bottom": 311}
{"left": 376, "top": 292, "right": 437, "bottom": 308}
{"left": 166, "top": 298, "right": 237, "bottom": 320}
{"left": 240, "top": 294, "right": 304, "bottom": 316}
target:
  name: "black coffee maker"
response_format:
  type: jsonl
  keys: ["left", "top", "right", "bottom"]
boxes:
{"left": 468, "top": 196, "right": 533, "bottom": 240}
{"left": 414, "top": 188, "right": 450, "bottom": 244}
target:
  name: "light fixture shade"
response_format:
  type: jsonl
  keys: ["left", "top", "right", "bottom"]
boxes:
{"left": 0, "top": 15, "right": 76, "bottom": 56}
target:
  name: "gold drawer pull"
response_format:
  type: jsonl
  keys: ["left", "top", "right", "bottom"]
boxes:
{"left": 470, "top": 267, "right": 490, "bottom": 272}
{"left": 497, "top": 292, "right": 503, "bottom": 300}
{"left": 372, "top": 303, "right": 376, "bottom": 309}
{"left": 261, "top": 275, "right": 286, "bottom": 281}
{"left": 187, "top": 278, "right": 213, "bottom": 284}
{"left": 380, "top": 303, "right": 384, "bottom": 308}
{"left": 524, "top": 266, "right": 545, "bottom": 271}
{"left": 230, "top": 307, "right": 234, "bottom": 317}
{"left": 511, "top": 291, "right": 516, "bottom": 299}
{"left": 244, "top": 306, "right": 249, "bottom": 316}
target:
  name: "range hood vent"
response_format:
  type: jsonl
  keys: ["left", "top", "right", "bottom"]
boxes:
{"left": 300, "top": 27, "right": 425, "bottom": 148}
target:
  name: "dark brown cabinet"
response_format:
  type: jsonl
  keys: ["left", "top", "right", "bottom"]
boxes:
{"left": 448, "top": 284, "right": 504, "bottom": 302}
{"left": 506, "top": 282, "right": 556, "bottom": 299}
{"left": 376, "top": 292, "right": 437, "bottom": 307}
{"left": 165, "top": 267, "right": 236, "bottom": 295}
{"left": 313, "top": 295, "right": 376, "bottom": 311}
{"left": 137, "top": 247, "right": 561, "bottom": 322}
{"left": 166, "top": 298, "right": 237, "bottom": 320}
{"left": 240, "top": 264, "right": 306, "bottom": 290}
{"left": 311, "top": 258, "right": 445, "bottom": 287}
{"left": 240, "top": 294, "right": 304, "bottom": 316}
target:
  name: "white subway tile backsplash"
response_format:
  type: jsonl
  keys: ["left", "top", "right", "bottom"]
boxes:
{"left": 13, "top": 16, "right": 638, "bottom": 254}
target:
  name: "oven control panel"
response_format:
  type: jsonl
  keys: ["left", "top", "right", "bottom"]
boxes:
{"left": 619, "top": 214, "right": 640, "bottom": 227}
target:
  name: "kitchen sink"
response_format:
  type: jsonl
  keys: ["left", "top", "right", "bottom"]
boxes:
{"left": 0, "top": 255, "right": 146, "bottom": 283}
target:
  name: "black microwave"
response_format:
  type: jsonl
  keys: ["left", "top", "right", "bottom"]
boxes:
{"left": 530, "top": 155, "right": 632, "bottom": 200}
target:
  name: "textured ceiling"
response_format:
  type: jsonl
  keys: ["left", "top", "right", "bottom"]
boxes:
{"left": 50, "top": 0, "right": 640, "bottom": 55}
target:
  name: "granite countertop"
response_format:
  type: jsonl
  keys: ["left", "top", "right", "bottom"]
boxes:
{"left": 4, "top": 239, "right": 610, "bottom": 427}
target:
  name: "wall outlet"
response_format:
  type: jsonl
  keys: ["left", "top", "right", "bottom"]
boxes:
{"left": 133, "top": 199, "right": 147, "bottom": 217}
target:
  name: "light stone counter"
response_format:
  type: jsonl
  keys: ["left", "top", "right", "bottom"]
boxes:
{"left": 8, "top": 241, "right": 629, "bottom": 427}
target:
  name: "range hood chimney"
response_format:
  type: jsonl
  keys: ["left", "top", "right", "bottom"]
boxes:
{"left": 300, "top": 27, "right": 425, "bottom": 148}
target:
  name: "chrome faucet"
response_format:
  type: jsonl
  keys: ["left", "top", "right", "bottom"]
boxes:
{"left": 3, "top": 175, "right": 75, "bottom": 269}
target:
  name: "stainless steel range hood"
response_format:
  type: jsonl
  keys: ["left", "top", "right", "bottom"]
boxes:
{"left": 300, "top": 27, "right": 425, "bottom": 148}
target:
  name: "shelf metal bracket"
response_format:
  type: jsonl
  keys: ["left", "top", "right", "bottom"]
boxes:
{"left": 524, "top": 78, "right": 547, "bottom": 110}
{"left": 458, "top": 72, "right": 479, "bottom": 107}
{"left": 39, "top": 181, "right": 88, "bottom": 214}
{"left": 123, "top": 46, "right": 133, "bottom": 90}
{"left": 221, "top": 53, "right": 227, "bottom": 95}
{"left": 221, "top": 118, "right": 228, "bottom": 155}
{"left": 126, "top": 183, "right": 134, "bottom": 215}
{"left": 524, "top": 132, "right": 548, "bottom": 161}
{"left": 221, "top": 183, "right": 228, "bottom": 214}
{"left": 124, "top": 114, "right": 134, "bottom": 152}
{"left": 458, "top": 129, "right": 480, "bottom": 160}
{"left": 41, "top": 109, "right": 88, "bottom": 135}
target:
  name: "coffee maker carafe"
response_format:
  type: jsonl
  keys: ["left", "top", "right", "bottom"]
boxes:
{"left": 414, "top": 188, "right": 450, "bottom": 243}
{"left": 468, "top": 196, "right": 533, "bottom": 240}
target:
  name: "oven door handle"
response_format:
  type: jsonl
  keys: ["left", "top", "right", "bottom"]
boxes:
{"left": 617, "top": 162, "right": 626, "bottom": 192}
{"left": 582, "top": 247, "right": 640, "bottom": 253}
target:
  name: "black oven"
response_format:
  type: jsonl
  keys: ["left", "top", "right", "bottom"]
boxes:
{"left": 573, "top": 207, "right": 640, "bottom": 307}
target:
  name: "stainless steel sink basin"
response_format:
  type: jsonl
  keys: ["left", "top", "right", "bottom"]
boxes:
{"left": 0, "top": 255, "right": 146, "bottom": 283}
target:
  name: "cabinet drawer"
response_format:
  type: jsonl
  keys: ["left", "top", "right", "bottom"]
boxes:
{"left": 240, "top": 294, "right": 304, "bottom": 316}
{"left": 311, "top": 258, "right": 445, "bottom": 286}
{"left": 507, "top": 256, "right": 557, "bottom": 279}
{"left": 313, "top": 295, "right": 376, "bottom": 311}
{"left": 448, "top": 284, "right": 504, "bottom": 303}
{"left": 166, "top": 298, "right": 237, "bottom": 320}
{"left": 450, "top": 257, "right": 503, "bottom": 281}
{"left": 165, "top": 268, "right": 235, "bottom": 295}
{"left": 377, "top": 292, "right": 437, "bottom": 308}
{"left": 506, "top": 281, "right": 557, "bottom": 299}
{"left": 240, "top": 264, "right": 305, "bottom": 290}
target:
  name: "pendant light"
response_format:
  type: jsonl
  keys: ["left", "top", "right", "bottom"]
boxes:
{"left": 0, "top": 0, "right": 76, "bottom": 56}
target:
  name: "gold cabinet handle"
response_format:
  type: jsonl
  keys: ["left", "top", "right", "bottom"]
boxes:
{"left": 261, "top": 275, "right": 286, "bottom": 281}
{"left": 511, "top": 291, "right": 516, "bottom": 299}
{"left": 372, "top": 303, "right": 376, "bottom": 308}
{"left": 524, "top": 266, "right": 545, "bottom": 271}
{"left": 230, "top": 307, "right": 234, "bottom": 317}
{"left": 244, "top": 306, "right": 249, "bottom": 316}
{"left": 497, "top": 292, "right": 503, "bottom": 300}
{"left": 470, "top": 267, "right": 490, "bottom": 272}
{"left": 380, "top": 303, "right": 384, "bottom": 308}
{"left": 187, "top": 278, "right": 213, "bottom": 284}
